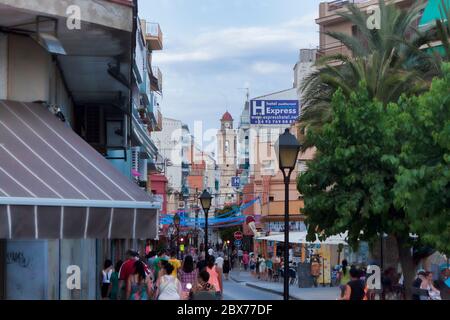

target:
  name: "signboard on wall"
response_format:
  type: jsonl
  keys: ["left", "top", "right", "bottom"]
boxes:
{"left": 250, "top": 100, "right": 299, "bottom": 125}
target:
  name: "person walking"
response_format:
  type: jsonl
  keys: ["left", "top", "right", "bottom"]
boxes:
{"left": 420, "top": 271, "right": 441, "bottom": 300}
{"left": 155, "top": 260, "right": 183, "bottom": 300}
{"left": 266, "top": 255, "right": 273, "bottom": 281}
{"left": 340, "top": 267, "right": 366, "bottom": 300}
{"left": 249, "top": 254, "right": 256, "bottom": 276}
{"left": 109, "top": 260, "right": 123, "bottom": 300}
{"left": 339, "top": 259, "right": 350, "bottom": 297}
{"left": 258, "top": 256, "right": 266, "bottom": 280}
{"left": 215, "top": 253, "right": 224, "bottom": 270}
{"left": 242, "top": 251, "right": 249, "bottom": 271}
{"left": 197, "top": 251, "right": 207, "bottom": 271}
{"left": 189, "top": 270, "right": 217, "bottom": 300}
{"left": 311, "top": 257, "right": 321, "bottom": 288}
{"left": 206, "top": 255, "right": 223, "bottom": 300}
{"left": 412, "top": 270, "right": 426, "bottom": 300}
{"left": 100, "top": 259, "right": 113, "bottom": 300}
{"left": 179, "top": 255, "right": 198, "bottom": 300}
{"left": 126, "top": 260, "right": 153, "bottom": 300}
{"left": 255, "top": 255, "right": 261, "bottom": 279}
{"left": 118, "top": 249, "right": 141, "bottom": 299}
{"left": 168, "top": 250, "right": 181, "bottom": 277}
{"left": 223, "top": 256, "right": 231, "bottom": 280}
{"left": 153, "top": 250, "right": 169, "bottom": 279}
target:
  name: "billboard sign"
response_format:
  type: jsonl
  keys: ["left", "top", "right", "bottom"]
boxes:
{"left": 250, "top": 100, "right": 299, "bottom": 125}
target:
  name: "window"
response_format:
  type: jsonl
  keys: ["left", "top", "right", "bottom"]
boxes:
{"left": 106, "top": 120, "right": 124, "bottom": 147}
{"left": 269, "top": 196, "right": 275, "bottom": 202}
{"left": 225, "top": 140, "right": 229, "bottom": 152}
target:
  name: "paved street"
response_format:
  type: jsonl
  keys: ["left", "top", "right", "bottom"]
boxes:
{"left": 222, "top": 278, "right": 281, "bottom": 300}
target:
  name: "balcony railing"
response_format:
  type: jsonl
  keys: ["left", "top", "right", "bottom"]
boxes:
{"left": 150, "top": 66, "right": 163, "bottom": 93}
{"left": 144, "top": 21, "right": 163, "bottom": 51}
{"left": 316, "top": 40, "right": 352, "bottom": 59}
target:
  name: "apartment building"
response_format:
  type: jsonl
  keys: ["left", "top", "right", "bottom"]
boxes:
{"left": 316, "top": 0, "right": 417, "bottom": 59}
{"left": 0, "top": 0, "right": 163, "bottom": 299}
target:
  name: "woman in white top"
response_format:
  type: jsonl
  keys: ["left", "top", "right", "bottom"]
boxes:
{"left": 421, "top": 271, "right": 441, "bottom": 300}
{"left": 259, "top": 257, "right": 267, "bottom": 280}
{"left": 100, "top": 259, "right": 113, "bottom": 299}
{"left": 155, "top": 260, "right": 183, "bottom": 300}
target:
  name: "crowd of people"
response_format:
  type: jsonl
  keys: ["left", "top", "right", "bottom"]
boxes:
{"left": 99, "top": 245, "right": 449, "bottom": 301}
{"left": 336, "top": 259, "right": 449, "bottom": 300}
{"left": 99, "top": 248, "right": 227, "bottom": 300}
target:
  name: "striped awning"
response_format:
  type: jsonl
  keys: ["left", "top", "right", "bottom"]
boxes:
{"left": 0, "top": 100, "right": 159, "bottom": 239}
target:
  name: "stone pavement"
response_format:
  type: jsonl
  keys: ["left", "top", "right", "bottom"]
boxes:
{"left": 229, "top": 270, "right": 340, "bottom": 300}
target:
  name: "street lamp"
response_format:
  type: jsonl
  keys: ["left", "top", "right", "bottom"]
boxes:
{"left": 173, "top": 213, "right": 181, "bottom": 257}
{"left": 275, "top": 128, "right": 301, "bottom": 301}
{"left": 199, "top": 189, "right": 213, "bottom": 259}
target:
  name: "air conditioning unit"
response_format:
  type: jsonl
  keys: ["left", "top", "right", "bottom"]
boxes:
{"left": 178, "top": 201, "right": 185, "bottom": 209}
{"left": 131, "top": 147, "right": 140, "bottom": 172}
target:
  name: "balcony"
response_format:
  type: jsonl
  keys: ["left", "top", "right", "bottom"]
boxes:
{"left": 142, "top": 20, "right": 163, "bottom": 51}
{"left": 150, "top": 66, "right": 163, "bottom": 93}
{"left": 317, "top": 0, "right": 414, "bottom": 25}
{"left": 132, "top": 104, "right": 158, "bottom": 158}
{"left": 155, "top": 105, "right": 163, "bottom": 131}
{"left": 139, "top": 71, "right": 151, "bottom": 107}
{"left": 316, "top": 40, "right": 352, "bottom": 61}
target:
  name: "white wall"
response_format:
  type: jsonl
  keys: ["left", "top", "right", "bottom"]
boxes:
{"left": 6, "top": 35, "right": 74, "bottom": 125}
{"left": 152, "top": 117, "right": 183, "bottom": 191}
{"left": 7, "top": 35, "right": 51, "bottom": 102}
{"left": 0, "top": 33, "right": 7, "bottom": 99}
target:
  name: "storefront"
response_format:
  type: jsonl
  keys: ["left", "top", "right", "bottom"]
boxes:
{"left": 0, "top": 101, "right": 160, "bottom": 299}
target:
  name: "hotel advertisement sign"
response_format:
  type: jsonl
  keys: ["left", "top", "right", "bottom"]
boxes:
{"left": 250, "top": 100, "right": 299, "bottom": 125}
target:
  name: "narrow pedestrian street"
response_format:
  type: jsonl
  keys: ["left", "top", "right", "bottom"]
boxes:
{"left": 222, "top": 278, "right": 281, "bottom": 301}
{"left": 0, "top": 0, "right": 449, "bottom": 303}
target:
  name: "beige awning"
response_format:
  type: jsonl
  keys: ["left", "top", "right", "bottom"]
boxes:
{"left": 0, "top": 100, "right": 159, "bottom": 239}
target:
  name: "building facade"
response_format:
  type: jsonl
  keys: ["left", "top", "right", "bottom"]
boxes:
{"left": 0, "top": 0, "right": 163, "bottom": 300}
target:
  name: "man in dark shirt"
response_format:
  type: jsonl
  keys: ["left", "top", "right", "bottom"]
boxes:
{"left": 340, "top": 267, "right": 366, "bottom": 300}
{"left": 197, "top": 251, "right": 207, "bottom": 272}
{"left": 412, "top": 271, "right": 426, "bottom": 300}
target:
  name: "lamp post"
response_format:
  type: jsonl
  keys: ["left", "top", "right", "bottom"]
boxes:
{"left": 199, "top": 189, "right": 213, "bottom": 259}
{"left": 173, "top": 213, "right": 181, "bottom": 257}
{"left": 275, "top": 128, "right": 301, "bottom": 301}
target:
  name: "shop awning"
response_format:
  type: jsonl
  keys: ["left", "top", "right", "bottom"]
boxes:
{"left": 0, "top": 100, "right": 159, "bottom": 239}
{"left": 256, "top": 231, "right": 348, "bottom": 245}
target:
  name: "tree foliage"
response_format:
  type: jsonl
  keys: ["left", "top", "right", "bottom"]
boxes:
{"left": 394, "top": 63, "right": 450, "bottom": 255}
{"left": 298, "top": 64, "right": 450, "bottom": 256}
{"left": 297, "top": 83, "right": 406, "bottom": 247}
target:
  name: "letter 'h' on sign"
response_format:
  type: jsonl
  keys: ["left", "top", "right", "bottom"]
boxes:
{"left": 252, "top": 100, "right": 265, "bottom": 116}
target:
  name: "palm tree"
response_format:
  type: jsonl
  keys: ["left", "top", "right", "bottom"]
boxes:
{"left": 299, "top": 0, "right": 430, "bottom": 133}
{"left": 435, "top": 0, "right": 450, "bottom": 61}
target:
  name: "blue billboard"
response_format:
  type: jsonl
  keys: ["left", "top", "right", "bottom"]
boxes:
{"left": 250, "top": 100, "right": 299, "bottom": 125}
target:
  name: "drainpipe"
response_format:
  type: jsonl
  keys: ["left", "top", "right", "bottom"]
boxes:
{"left": 129, "top": 0, "right": 138, "bottom": 150}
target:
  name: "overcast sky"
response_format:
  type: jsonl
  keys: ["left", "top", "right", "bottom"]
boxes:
{"left": 138, "top": 0, "right": 321, "bottom": 135}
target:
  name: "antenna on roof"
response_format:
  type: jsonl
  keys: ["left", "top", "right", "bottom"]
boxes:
{"left": 238, "top": 88, "right": 250, "bottom": 102}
